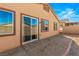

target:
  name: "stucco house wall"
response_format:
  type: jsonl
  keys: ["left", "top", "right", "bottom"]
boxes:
{"left": 0, "top": 3, "right": 59, "bottom": 52}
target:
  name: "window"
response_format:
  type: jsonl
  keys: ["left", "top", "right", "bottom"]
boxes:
{"left": 43, "top": 4, "right": 49, "bottom": 12}
{"left": 54, "top": 22, "right": 58, "bottom": 31}
{"left": 41, "top": 19, "right": 49, "bottom": 32}
{"left": 0, "top": 9, "right": 15, "bottom": 35}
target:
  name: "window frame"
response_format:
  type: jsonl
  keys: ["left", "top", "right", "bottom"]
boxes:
{"left": 41, "top": 18, "right": 49, "bottom": 32}
{"left": 0, "top": 7, "right": 15, "bottom": 36}
{"left": 54, "top": 22, "right": 58, "bottom": 31}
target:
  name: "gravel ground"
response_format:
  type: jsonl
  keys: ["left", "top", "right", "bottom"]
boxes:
{"left": 0, "top": 34, "right": 71, "bottom": 56}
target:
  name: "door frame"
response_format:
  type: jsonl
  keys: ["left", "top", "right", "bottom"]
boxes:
{"left": 20, "top": 13, "right": 39, "bottom": 45}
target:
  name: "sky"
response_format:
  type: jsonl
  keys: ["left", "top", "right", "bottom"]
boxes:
{"left": 0, "top": 10, "right": 12, "bottom": 25}
{"left": 49, "top": 3, "right": 79, "bottom": 22}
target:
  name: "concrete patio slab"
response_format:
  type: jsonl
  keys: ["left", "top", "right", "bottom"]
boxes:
{"left": 67, "top": 41, "right": 79, "bottom": 56}
{"left": 0, "top": 34, "right": 72, "bottom": 56}
{"left": 65, "top": 35, "right": 79, "bottom": 56}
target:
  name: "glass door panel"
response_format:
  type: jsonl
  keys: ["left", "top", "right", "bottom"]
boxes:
{"left": 31, "top": 18, "right": 38, "bottom": 40}
{"left": 23, "top": 16, "right": 31, "bottom": 42}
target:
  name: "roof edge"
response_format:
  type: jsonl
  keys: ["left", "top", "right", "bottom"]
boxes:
{"left": 47, "top": 4, "right": 60, "bottom": 22}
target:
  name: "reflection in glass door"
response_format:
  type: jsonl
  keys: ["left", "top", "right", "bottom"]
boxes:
{"left": 31, "top": 18, "right": 38, "bottom": 40}
{"left": 22, "top": 15, "right": 38, "bottom": 43}
{"left": 23, "top": 16, "right": 31, "bottom": 42}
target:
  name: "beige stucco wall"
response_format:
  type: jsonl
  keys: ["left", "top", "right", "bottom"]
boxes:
{"left": 63, "top": 26, "right": 79, "bottom": 34}
{"left": 0, "top": 11, "right": 21, "bottom": 52}
{"left": 59, "top": 22, "right": 65, "bottom": 32}
{"left": 0, "top": 3, "right": 59, "bottom": 52}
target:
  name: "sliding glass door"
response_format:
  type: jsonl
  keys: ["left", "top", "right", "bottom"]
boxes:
{"left": 22, "top": 15, "right": 38, "bottom": 43}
